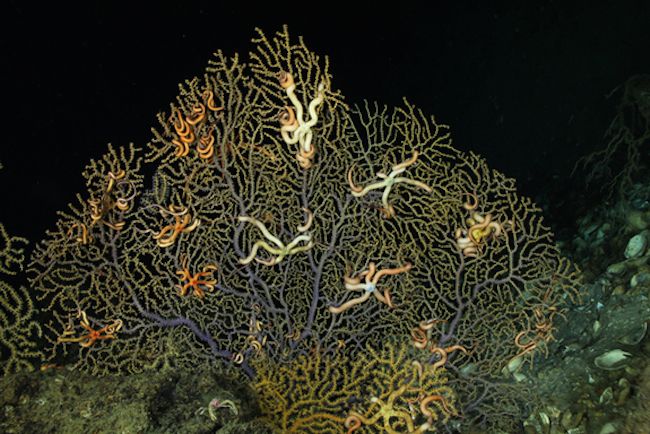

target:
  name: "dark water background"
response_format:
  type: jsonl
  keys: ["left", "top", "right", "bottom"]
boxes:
{"left": 1, "top": 1, "right": 649, "bottom": 240}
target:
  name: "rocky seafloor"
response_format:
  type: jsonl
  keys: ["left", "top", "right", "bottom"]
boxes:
{"left": 519, "top": 181, "right": 650, "bottom": 434}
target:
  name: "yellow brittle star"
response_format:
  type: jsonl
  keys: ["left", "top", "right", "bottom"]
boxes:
{"left": 345, "top": 360, "right": 457, "bottom": 433}
{"left": 345, "top": 385, "right": 431, "bottom": 434}
{"left": 348, "top": 151, "right": 432, "bottom": 218}
{"left": 238, "top": 208, "right": 314, "bottom": 266}
{"left": 87, "top": 169, "right": 136, "bottom": 231}
{"left": 153, "top": 205, "right": 200, "bottom": 248}
{"left": 329, "top": 262, "right": 412, "bottom": 314}
{"left": 454, "top": 193, "right": 508, "bottom": 257}
{"left": 278, "top": 71, "right": 324, "bottom": 169}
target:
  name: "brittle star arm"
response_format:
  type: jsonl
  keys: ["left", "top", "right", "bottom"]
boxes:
{"left": 284, "top": 234, "right": 314, "bottom": 253}
{"left": 348, "top": 152, "right": 431, "bottom": 216}
{"left": 255, "top": 234, "right": 314, "bottom": 266}
{"left": 284, "top": 79, "right": 303, "bottom": 132}
{"left": 238, "top": 216, "right": 314, "bottom": 265}
{"left": 391, "top": 176, "right": 433, "bottom": 191}
{"left": 279, "top": 71, "right": 324, "bottom": 154}
{"left": 304, "top": 85, "right": 324, "bottom": 130}
{"left": 239, "top": 240, "right": 284, "bottom": 266}
{"left": 238, "top": 216, "right": 283, "bottom": 247}
{"left": 329, "top": 262, "right": 411, "bottom": 314}
{"left": 328, "top": 291, "right": 373, "bottom": 314}
{"left": 280, "top": 107, "right": 299, "bottom": 144}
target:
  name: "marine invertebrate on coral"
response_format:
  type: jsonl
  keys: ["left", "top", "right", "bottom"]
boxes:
{"left": 24, "top": 26, "right": 580, "bottom": 431}
{"left": 207, "top": 397, "right": 239, "bottom": 420}
{"left": 152, "top": 205, "right": 200, "bottom": 247}
{"left": 277, "top": 70, "right": 325, "bottom": 168}
{"left": 175, "top": 255, "right": 217, "bottom": 298}
{"left": 56, "top": 310, "right": 123, "bottom": 348}
{"left": 348, "top": 151, "right": 432, "bottom": 218}
{"left": 328, "top": 261, "right": 411, "bottom": 313}
{"left": 454, "top": 192, "right": 508, "bottom": 257}
{"left": 237, "top": 212, "right": 314, "bottom": 265}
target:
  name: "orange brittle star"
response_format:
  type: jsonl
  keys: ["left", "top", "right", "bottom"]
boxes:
{"left": 170, "top": 89, "right": 223, "bottom": 158}
{"left": 510, "top": 286, "right": 564, "bottom": 368}
{"left": 329, "top": 262, "right": 412, "bottom": 314}
{"left": 57, "top": 310, "right": 122, "bottom": 348}
{"left": 175, "top": 255, "right": 217, "bottom": 299}
{"left": 153, "top": 205, "right": 200, "bottom": 248}
{"left": 410, "top": 319, "right": 470, "bottom": 369}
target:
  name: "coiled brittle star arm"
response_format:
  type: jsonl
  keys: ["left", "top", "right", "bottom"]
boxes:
{"left": 57, "top": 310, "right": 123, "bottom": 348}
{"left": 238, "top": 209, "right": 314, "bottom": 266}
{"left": 152, "top": 205, "right": 200, "bottom": 248}
{"left": 278, "top": 71, "right": 324, "bottom": 168}
{"left": 348, "top": 151, "right": 432, "bottom": 218}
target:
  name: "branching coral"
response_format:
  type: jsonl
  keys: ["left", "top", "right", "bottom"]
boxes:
{"left": 23, "top": 25, "right": 581, "bottom": 431}
{"left": 0, "top": 222, "right": 41, "bottom": 375}
{"left": 573, "top": 74, "right": 650, "bottom": 199}
{"left": 252, "top": 340, "right": 456, "bottom": 433}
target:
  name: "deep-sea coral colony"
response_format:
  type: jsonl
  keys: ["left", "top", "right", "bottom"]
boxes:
{"left": 0, "top": 222, "right": 41, "bottom": 376}
{"left": 23, "top": 26, "right": 580, "bottom": 432}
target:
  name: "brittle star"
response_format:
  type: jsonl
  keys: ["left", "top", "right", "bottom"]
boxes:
{"left": 238, "top": 208, "right": 314, "bottom": 266}
{"left": 176, "top": 255, "right": 218, "bottom": 299}
{"left": 57, "top": 310, "right": 123, "bottom": 348}
{"left": 278, "top": 71, "right": 324, "bottom": 168}
{"left": 329, "top": 262, "right": 412, "bottom": 314}
{"left": 454, "top": 192, "right": 508, "bottom": 257}
{"left": 347, "top": 151, "right": 432, "bottom": 218}
{"left": 152, "top": 205, "right": 200, "bottom": 248}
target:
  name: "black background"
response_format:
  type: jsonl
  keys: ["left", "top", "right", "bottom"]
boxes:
{"left": 2, "top": 1, "right": 649, "bottom": 242}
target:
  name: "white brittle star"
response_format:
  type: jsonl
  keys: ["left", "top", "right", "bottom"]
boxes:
{"left": 238, "top": 209, "right": 314, "bottom": 266}
{"left": 348, "top": 151, "right": 432, "bottom": 218}
{"left": 278, "top": 71, "right": 325, "bottom": 168}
